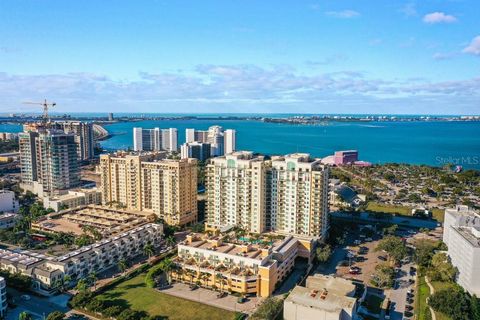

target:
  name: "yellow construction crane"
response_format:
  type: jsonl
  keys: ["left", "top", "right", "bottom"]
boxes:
{"left": 23, "top": 99, "right": 56, "bottom": 122}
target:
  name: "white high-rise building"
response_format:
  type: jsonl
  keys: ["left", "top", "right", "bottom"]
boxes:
{"left": 133, "top": 127, "right": 161, "bottom": 151}
{"left": 224, "top": 129, "right": 236, "bottom": 154}
{"left": 133, "top": 127, "right": 177, "bottom": 152}
{"left": 207, "top": 125, "right": 224, "bottom": 156}
{"left": 161, "top": 128, "right": 178, "bottom": 152}
{"left": 443, "top": 205, "right": 480, "bottom": 296}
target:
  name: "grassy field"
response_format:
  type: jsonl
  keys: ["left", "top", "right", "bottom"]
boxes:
{"left": 366, "top": 202, "right": 445, "bottom": 222}
{"left": 97, "top": 273, "right": 236, "bottom": 320}
{"left": 415, "top": 276, "right": 431, "bottom": 320}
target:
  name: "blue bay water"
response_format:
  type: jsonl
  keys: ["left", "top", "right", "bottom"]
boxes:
{"left": 2, "top": 120, "right": 480, "bottom": 169}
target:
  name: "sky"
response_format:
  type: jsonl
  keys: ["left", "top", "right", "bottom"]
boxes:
{"left": 0, "top": 0, "right": 479, "bottom": 115}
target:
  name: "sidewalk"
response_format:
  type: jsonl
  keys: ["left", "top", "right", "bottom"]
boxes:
{"left": 159, "top": 282, "right": 263, "bottom": 314}
{"left": 425, "top": 276, "right": 437, "bottom": 320}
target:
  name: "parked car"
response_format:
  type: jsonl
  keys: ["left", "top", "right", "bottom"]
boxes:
{"left": 378, "top": 255, "right": 387, "bottom": 261}
{"left": 354, "top": 240, "right": 362, "bottom": 245}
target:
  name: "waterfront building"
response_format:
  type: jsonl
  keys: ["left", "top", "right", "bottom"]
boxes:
{"left": 161, "top": 128, "right": 178, "bottom": 152}
{"left": 0, "top": 277, "right": 6, "bottom": 318}
{"left": 334, "top": 150, "right": 359, "bottom": 165}
{"left": 443, "top": 205, "right": 480, "bottom": 296}
{"left": 172, "top": 232, "right": 316, "bottom": 297}
{"left": 207, "top": 125, "right": 224, "bottom": 156}
{"left": 19, "top": 129, "right": 79, "bottom": 194}
{"left": 205, "top": 151, "right": 329, "bottom": 239}
{"left": 133, "top": 127, "right": 178, "bottom": 152}
{"left": 43, "top": 188, "right": 102, "bottom": 212}
{"left": 185, "top": 126, "right": 236, "bottom": 156}
{"left": 284, "top": 275, "right": 357, "bottom": 320}
{"left": 0, "top": 189, "right": 19, "bottom": 213}
{"left": 133, "top": 127, "right": 161, "bottom": 151}
{"left": 100, "top": 152, "right": 197, "bottom": 226}
{"left": 0, "top": 223, "right": 163, "bottom": 294}
{"left": 224, "top": 129, "right": 236, "bottom": 155}
{"left": 180, "top": 141, "right": 211, "bottom": 162}
{"left": 108, "top": 113, "right": 114, "bottom": 121}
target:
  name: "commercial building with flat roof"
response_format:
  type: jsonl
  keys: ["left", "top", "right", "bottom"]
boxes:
{"left": 284, "top": 275, "right": 357, "bottom": 320}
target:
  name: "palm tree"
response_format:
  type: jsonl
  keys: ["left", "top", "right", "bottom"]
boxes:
{"left": 215, "top": 273, "right": 224, "bottom": 293}
{"left": 75, "top": 279, "right": 88, "bottom": 292}
{"left": 118, "top": 258, "right": 128, "bottom": 274}
{"left": 143, "top": 242, "right": 154, "bottom": 260}
{"left": 162, "top": 258, "right": 174, "bottom": 284}
{"left": 165, "top": 235, "right": 176, "bottom": 247}
{"left": 89, "top": 271, "right": 98, "bottom": 290}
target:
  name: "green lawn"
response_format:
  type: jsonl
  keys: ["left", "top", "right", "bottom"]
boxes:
{"left": 97, "top": 273, "right": 236, "bottom": 320}
{"left": 366, "top": 202, "right": 412, "bottom": 215}
{"left": 415, "top": 276, "right": 431, "bottom": 320}
{"left": 366, "top": 202, "right": 445, "bottom": 222}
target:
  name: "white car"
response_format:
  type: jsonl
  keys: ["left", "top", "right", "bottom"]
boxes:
{"left": 21, "top": 294, "right": 31, "bottom": 301}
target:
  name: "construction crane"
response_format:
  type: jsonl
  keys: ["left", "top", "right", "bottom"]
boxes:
{"left": 23, "top": 99, "right": 56, "bottom": 122}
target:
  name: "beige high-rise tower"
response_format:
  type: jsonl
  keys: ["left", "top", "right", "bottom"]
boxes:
{"left": 205, "top": 151, "right": 329, "bottom": 239}
{"left": 205, "top": 151, "right": 267, "bottom": 233}
{"left": 100, "top": 152, "right": 198, "bottom": 226}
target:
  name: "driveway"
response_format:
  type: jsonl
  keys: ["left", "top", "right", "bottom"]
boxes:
{"left": 387, "top": 262, "right": 415, "bottom": 320}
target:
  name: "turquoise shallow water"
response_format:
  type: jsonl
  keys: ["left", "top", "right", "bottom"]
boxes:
{"left": 2, "top": 120, "right": 480, "bottom": 169}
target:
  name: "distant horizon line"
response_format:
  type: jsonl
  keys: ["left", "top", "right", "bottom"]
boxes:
{"left": 3, "top": 112, "right": 480, "bottom": 117}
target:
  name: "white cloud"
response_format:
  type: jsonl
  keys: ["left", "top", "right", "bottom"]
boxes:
{"left": 463, "top": 36, "right": 480, "bottom": 56}
{"left": 400, "top": 2, "right": 417, "bottom": 17}
{"left": 432, "top": 52, "right": 455, "bottom": 60}
{"left": 325, "top": 10, "right": 360, "bottom": 19}
{"left": 423, "top": 12, "right": 457, "bottom": 24}
{"left": 1, "top": 66, "right": 479, "bottom": 114}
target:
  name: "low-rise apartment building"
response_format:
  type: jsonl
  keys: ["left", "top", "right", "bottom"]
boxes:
{"left": 32, "top": 205, "right": 155, "bottom": 237}
{"left": 172, "top": 232, "right": 316, "bottom": 297}
{"left": 443, "top": 205, "right": 480, "bottom": 296}
{"left": 0, "top": 189, "right": 19, "bottom": 213}
{"left": 43, "top": 188, "right": 102, "bottom": 212}
{"left": 0, "top": 213, "right": 19, "bottom": 229}
{"left": 0, "top": 223, "right": 163, "bottom": 294}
